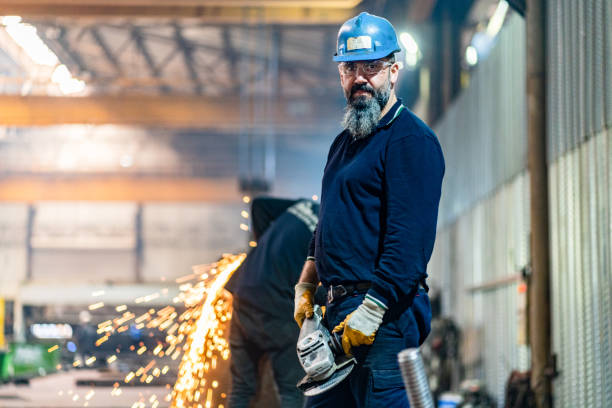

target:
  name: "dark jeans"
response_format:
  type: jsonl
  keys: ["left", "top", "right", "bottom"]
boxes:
{"left": 228, "top": 307, "right": 305, "bottom": 408}
{"left": 305, "top": 289, "right": 431, "bottom": 408}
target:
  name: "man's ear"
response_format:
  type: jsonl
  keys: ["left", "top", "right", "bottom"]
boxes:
{"left": 389, "top": 62, "right": 400, "bottom": 85}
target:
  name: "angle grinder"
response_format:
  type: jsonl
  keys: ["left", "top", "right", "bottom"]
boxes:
{"left": 296, "top": 305, "right": 356, "bottom": 396}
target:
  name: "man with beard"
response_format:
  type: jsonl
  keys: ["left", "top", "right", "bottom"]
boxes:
{"left": 293, "top": 12, "right": 445, "bottom": 408}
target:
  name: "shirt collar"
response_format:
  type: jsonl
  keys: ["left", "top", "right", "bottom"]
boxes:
{"left": 376, "top": 98, "right": 404, "bottom": 129}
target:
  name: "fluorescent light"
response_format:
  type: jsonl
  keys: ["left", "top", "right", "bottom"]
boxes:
{"left": 1, "top": 16, "right": 22, "bottom": 26}
{"left": 465, "top": 45, "right": 478, "bottom": 66}
{"left": 467, "top": 0, "right": 509, "bottom": 63}
{"left": 399, "top": 32, "right": 421, "bottom": 68}
{"left": 51, "top": 64, "right": 71, "bottom": 83}
{"left": 58, "top": 77, "right": 86, "bottom": 94}
{"left": 486, "top": 1, "right": 509, "bottom": 37}
{"left": 399, "top": 32, "right": 419, "bottom": 54}
{"left": 3, "top": 18, "right": 58, "bottom": 66}
{"left": 52, "top": 64, "right": 86, "bottom": 94}
{"left": 405, "top": 53, "right": 419, "bottom": 67}
{"left": 3, "top": 15, "right": 87, "bottom": 94}
{"left": 31, "top": 323, "right": 73, "bottom": 339}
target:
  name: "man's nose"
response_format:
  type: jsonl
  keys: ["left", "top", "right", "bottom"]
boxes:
{"left": 353, "top": 72, "right": 368, "bottom": 83}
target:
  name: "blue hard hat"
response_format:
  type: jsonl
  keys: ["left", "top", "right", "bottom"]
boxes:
{"left": 333, "top": 12, "right": 401, "bottom": 62}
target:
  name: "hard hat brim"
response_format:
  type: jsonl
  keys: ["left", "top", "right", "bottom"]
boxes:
{"left": 333, "top": 48, "right": 400, "bottom": 62}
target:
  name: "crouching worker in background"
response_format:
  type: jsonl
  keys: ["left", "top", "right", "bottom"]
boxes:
{"left": 226, "top": 197, "right": 321, "bottom": 408}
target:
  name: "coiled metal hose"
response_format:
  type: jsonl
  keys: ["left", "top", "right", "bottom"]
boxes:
{"left": 397, "top": 348, "right": 434, "bottom": 408}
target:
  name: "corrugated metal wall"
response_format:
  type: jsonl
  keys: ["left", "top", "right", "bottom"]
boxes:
{"left": 430, "top": 13, "right": 529, "bottom": 403}
{"left": 547, "top": 0, "right": 612, "bottom": 406}
{"left": 431, "top": 1, "right": 611, "bottom": 404}
{"left": 436, "top": 14, "right": 527, "bottom": 228}
{"left": 429, "top": 175, "right": 531, "bottom": 405}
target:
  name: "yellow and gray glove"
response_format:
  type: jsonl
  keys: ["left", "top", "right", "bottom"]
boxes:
{"left": 294, "top": 282, "right": 316, "bottom": 328}
{"left": 332, "top": 295, "right": 387, "bottom": 355}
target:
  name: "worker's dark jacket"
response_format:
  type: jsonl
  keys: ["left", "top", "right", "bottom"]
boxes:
{"left": 309, "top": 99, "right": 445, "bottom": 314}
{"left": 227, "top": 197, "right": 319, "bottom": 339}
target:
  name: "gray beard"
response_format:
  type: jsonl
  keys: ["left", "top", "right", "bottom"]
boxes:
{"left": 341, "top": 80, "right": 391, "bottom": 140}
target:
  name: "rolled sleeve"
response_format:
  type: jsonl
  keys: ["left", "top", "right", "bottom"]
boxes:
{"left": 368, "top": 133, "right": 444, "bottom": 308}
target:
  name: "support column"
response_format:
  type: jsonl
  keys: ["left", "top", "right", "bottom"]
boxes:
{"left": 526, "top": 0, "right": 552, "bottom": 406}
{"left": 134, "top": 203, "right": 143, "bottom": 283}
{"left": 13, "top": 297, "right": 24, "bottom": 342}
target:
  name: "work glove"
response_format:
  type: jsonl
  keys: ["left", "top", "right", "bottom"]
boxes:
{"left": 294, "top": 282, "right": 316, "bottom": 328}
{"left": 332, "top": 295, "right": 387, "bottom": 355}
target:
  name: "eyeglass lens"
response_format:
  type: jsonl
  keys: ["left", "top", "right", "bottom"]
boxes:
{"left": 340, "top": 61, "right": 388, "bottom": 75}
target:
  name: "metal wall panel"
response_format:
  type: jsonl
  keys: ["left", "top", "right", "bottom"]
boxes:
{"left": 431, "top": 1, "right": 611, "bottom": 404}
{"left": 435, "top": 14, "right": 527, "bottom": 228}
{"left": 547, "top": 0, "right": 612, "bottom": 161}
{"left": 549, "top": 128, "right": 611, "bottom": 407}
{"left": 546, "top": 1, "right": 612, "bottom": 405}
{"left": 430, "top": 13, "right": 530, "bottom": 403}
{"left": 605, "top": 0, "right": 612, "bottom": 127}
{"left": 428, "top": 174, "right": 530, "bottom": 403}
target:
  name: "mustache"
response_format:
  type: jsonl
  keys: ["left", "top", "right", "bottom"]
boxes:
{"left": 350, "top": 83, "right": 375, "bottom": 98}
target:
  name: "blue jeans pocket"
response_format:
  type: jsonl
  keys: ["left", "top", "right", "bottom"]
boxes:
{"left": 366, "top": 368, "right": 409, "bottom": 408}
{"left": 371, "top": 369, "right": 405, "bottom": 390}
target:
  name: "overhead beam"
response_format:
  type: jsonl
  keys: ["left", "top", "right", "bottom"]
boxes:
{"left": 0, "top": 0, "right": 361, "bottom": 6}
{"left": 0, "top": 1, "right": 360, "bottom": 23}
{"left": 173, "top": 23, "right": 203, "bottom": 94}
{"left": 90, "top": 27, "right": 123, "bottom": 75}
{"left": 221, "top": 28, "right": 240, "bottom": 93}
{"left": 0, "top": 177, "right": 242, "bottom": 202}
{"left": 131, "top": 26, "right": 171, "bottom": 93}
{"left": 0, "top": 95, "right": 342, "bottom": 129}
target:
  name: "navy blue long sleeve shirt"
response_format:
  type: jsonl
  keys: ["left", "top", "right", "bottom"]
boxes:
{"left": 309, "top": 99, "right": 445, "bottom": 309}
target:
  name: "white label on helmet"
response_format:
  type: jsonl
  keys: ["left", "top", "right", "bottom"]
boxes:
{"left": 347, "top": 36, "right": 372, "bottom": 51}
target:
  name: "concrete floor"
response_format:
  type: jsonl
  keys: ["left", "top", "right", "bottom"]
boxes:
{"left": 0, "top": 370, "right": 172, "bottom": 408}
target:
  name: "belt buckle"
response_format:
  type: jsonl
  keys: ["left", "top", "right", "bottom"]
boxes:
{"left": 327, "top": 285, "right": 348, "bottom": 304}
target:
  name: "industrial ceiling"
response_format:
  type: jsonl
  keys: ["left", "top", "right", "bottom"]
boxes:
{"left": 0, "top": 0, "right": 437, "bottom": 200}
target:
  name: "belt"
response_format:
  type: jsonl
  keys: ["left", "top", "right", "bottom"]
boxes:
{"left": 327, "top": 282, "right": 371, "bottom": 304}
{"left": 326, "top": 279, "right": 429, "bottom": 304}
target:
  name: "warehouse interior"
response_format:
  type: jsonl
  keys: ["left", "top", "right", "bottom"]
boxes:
{"left": 0, "top": 0, "right": 610, "bottom": 407}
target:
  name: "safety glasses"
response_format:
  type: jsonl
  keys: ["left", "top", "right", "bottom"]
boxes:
{"left": 338, "top": 60, "right": 393, "bottom": 76}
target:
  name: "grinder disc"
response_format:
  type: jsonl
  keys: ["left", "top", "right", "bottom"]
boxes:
{"left": 297, "top": 356, "right": 356, "bottom": 396}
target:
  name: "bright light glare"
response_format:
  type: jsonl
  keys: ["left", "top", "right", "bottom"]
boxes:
{"left": 399, "top": 32, "right": 419, "bottom": 54}
{"left": 57, "top": 76, "right": 86, "bottom": 95}
{"left": 405, "top": 53, "right": 419, "bottom": 67}
{"left": 1, "top": 16, "right": 22, "bottom": 26}
{"left": 120, "top": 154, "right": 133, "bottom": 168}
{"left": 399, "top": 32, "right": 420, "bottom": 68}
{"left": 3, "top": 16, "right": 87, "bottom": 94}
{"left": 3, "top": 18, "right": 58, "bottom": 66}
{"left": 58, "top": 149, "right": 77, "bottom": 170}
{"left": 486, "top": 1, "right": 509, "bottom": 38}
{"left": 51, "top": 64, "right": 71, "bottom": 83}
{"left": 465, "top": 46, "right": 478, "bottom": 66}
{"left": 467, "top": 0, "right": 509, "bottom": 63}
